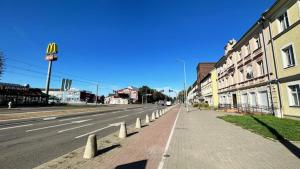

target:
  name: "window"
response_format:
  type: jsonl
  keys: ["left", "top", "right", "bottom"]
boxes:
{"left": 246, "top": 65, "right": 254, "bottom": 79}
{"left": 288, "top": 84, "right": 300, "bottom": 106}
{"left": 258, "top": 91, "right": 269, "bottom": 107}
{"left": 257, "top": 61, "right": 264, "bottom": 76}
{"left": 247, "top": 43, "right": 251, "bottom": 55}
{"left": 255, "top": 36, "right": 261, "bottom": 49}
{"left": 278, "top": 12, "right": 289, "bottom": 32}
{"left": 250, "top": 92, "right": 257, "bottom": 106}
{"left": 282, "top": 45, "right": 296, "bottom": 68}
{"left": 242, "top": 93, "right": 248, "bottom": 106}
{"left": 239, "top": 69, "right": 244, "bottom": 82}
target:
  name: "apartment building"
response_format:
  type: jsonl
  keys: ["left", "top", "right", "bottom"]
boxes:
{"left": 187, "top": 81, "right": 198, "bottom": 104}
{"left": 196, "top": 62, "right": 215, "bottom": 94}
{"left": 215, "top": 0, "right": 300, "bottom": 117}
{"left": 262, "top": 0, "right": 300, "bottom": 117}
{"left": 200, "top": 68, "right": 219, "bottom": 107}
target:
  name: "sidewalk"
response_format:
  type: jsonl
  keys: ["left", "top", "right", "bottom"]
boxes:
{"left": 35, "top": 105, "right": 180, "bottom": 169}
{"left": 162, "top": 107, "right": 300, "bottom": 169}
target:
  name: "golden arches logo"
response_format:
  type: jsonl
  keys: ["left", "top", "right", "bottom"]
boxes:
{"left": 46, "top": 43, "right": 58, "bottom": 54}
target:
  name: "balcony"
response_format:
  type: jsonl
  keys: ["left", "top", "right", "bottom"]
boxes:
{"left": 252, "top": 47, "right": 263, "bottom": 60}
{"left": 244, "top": 54, "right": 252, "bottom": 64}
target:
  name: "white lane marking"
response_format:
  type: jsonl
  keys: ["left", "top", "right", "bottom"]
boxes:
{"left": 157, "top": 106, "right": 181, "bottom": 169}
{"left": 0, "top": 124, "right": 33, "bottom": 131}
{"left": 43, "top": 117, "right": 57, "bottom": 121}
{"left": 59, "top": 116, "right": 85, "bottom": 122}
{"left": 75, "top": 126, "right": 112, "bottom": 139}
{"left": 57, "top": 123, "right": 95, "bottom": 133}
{"left": 26, "top": 120, "right": 91, "bottom": 132}
{"left": 91, "top": 113, "right": 105, "bottom": 117}
{"left": 116, "top": 115, "right": 129, "bottom": 119}
{"left": 109, "top": 122, "right": 123, "bottom": 126}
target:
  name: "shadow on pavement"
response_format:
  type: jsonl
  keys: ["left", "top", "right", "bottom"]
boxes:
{"left": 97, "top": 144, "right": 121, "bottom": 156}
{"left": 141, "top": 124, "right": 149, "bottom": 128}
{"left": 115, "top": 159, "right": 147, "bottom": 169}
{"left": 127, "top": 131, "right": 139, "bottom": 137}
{"left": 252, "top": 116, "right": 300, "bottom": 159}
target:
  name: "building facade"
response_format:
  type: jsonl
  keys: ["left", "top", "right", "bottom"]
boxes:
{"left": 187, "top": 81, "right": 198, "bottom": 104}
{"left": 263, "top": 0, "right": 300, "bottom": 117}
{"left": 214, "top": 0, "right": 300, "bottom": 117}
{"left": 196, "top": 62, "right": 216, "bottom": 94}
{"left": 200, "top": 68, "right": 219, "bottom": 107}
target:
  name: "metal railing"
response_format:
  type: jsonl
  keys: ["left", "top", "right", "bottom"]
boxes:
{"left": 218, "top": 103, "right": 275, "bottom": 114}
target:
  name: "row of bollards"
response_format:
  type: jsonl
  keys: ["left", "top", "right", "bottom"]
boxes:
{"left": 83, "top": 106, "right": 173, "bottom": 159}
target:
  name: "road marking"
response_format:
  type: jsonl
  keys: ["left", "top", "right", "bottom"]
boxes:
{"left": 59, "top": 116, "right": 85, "bottom": 122}
{"left": 109, "top": 122, "right": 123, "bottom": 126}
{"left": 75, "top": 126, "right": 112, "bottom": 139}
{"left": 26, "top": 120, "right": 91, "bottom": 132}
{"left": 158, "top": 106, "right": 181, "bottom": 169}
{"left": 116, "top": 115, "right": 129, "bottom": 119}
{"left": 0, "top": 124, "right": 33, "bottom": 131}
{"left": 57, "top": 123, "right": 94, "bottom": 133}
{"left": 43, "top": 117, "right": 57, "bottom": 121}
{"left": 91, "top": 113, "right": 106, "bottom": 117}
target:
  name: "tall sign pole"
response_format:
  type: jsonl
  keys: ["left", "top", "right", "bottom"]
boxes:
{"left": 45, "top": 43, "right": 58, "bottom": 103}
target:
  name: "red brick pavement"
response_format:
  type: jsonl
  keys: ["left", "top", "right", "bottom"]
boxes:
{"left": 100, "top": 105, "right": 180, "bottom": 169}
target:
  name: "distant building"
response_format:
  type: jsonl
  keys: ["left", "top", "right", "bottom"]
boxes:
{"left": 0, "top": 82, "right": 46, "bottom": 105}
{"left": 105, "top": 86, "right": 139, "bottom": 104}
{"left": 43, "top": 88, "right": 97, "bottom": 103}
{"left": 200, "top": 68, "right": 219, "bottom": 107}
{"left": 196, "top": 62, "right": 215, "bottom": 95}
{"left": 187, "top": 81, "right": 198, "bottom": 104}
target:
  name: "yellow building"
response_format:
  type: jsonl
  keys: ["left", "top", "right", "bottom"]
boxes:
{"left": 200, "top": 68, "right": 219, "bottom": 107}
{"left": 263, "top": 0, "right": 300, "bottom": 117}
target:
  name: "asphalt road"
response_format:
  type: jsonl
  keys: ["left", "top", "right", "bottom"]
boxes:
{"left": 0, "top": 104, "right": 161, "bottom": 169}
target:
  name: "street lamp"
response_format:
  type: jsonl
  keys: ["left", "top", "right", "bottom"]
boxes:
{"left": 177, "top": 59, "right": 189, "bottom": 112}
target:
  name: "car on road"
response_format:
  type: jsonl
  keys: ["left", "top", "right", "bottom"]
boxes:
{"left": 166, "top": 101, "right": 172, "bottom": 106}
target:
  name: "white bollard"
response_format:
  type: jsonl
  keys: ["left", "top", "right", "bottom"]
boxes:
{"left": 155, "top": 110, "right": 159, "bottom": 119}
{"left": 119, "top": 122, "right": 127, "bottom": 138}
{"left": 151, "top": 112, "right": 156, "bottom": 121}
{"left": 83, "top": 134, "right": 97, "bottom": 159}
{"left": 136, "top": 117, "right": 141, "bottom": 128}
{"left": 145, "top": 114, "right": 150, "bottom": 124}
{"left": 159, "top": 110, "right": 162, "bottom": 116}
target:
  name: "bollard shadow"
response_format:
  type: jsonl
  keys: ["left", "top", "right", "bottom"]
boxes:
{"left": 141, "top": 124, "right": 149, "bottom": 128}
{"left": 97, "top": 144, "right": 121, "bottom": 156}
{"left": 115, "top": 159, "right": 147, "bottom": 169}
{"left": 251, "top": 116, "right": 300, "bottom": 159}
{"left": 127, "top": 131, "right": 139, "bottom": 137}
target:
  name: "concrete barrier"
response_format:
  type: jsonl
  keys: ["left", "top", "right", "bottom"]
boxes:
{"left": 145, "top": 114, "right": 150, "bottom": 124}
{"left": 135, "top": 117, "right": 141, "bottom": 128}
{"left": 83, "top": 134, "right": 97, "bottom": 159}
{"left": 151, "top": 112, "right": 156, "bottom": 121}
{"left": 118, "top": 122, "right": 127, "bottom": 138}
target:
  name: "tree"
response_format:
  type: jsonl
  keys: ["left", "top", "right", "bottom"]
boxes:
{"left": 0, "top": 51, "right": 4, "bottom": 80}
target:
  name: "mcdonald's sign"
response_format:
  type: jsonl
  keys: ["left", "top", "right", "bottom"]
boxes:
{"left": 46, "top": 43, "right": 58, "bottom": 55}
{"left": 45, "top": 43, "right": 58, "bottom": 61}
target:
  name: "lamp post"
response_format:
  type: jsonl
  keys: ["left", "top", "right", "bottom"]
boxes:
{"left": 177, "top": 59, "right": 188, "bottom": 112}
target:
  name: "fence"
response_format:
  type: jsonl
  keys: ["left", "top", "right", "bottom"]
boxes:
{"left": 218, "top": 103, "right": 275, "bottom": 115}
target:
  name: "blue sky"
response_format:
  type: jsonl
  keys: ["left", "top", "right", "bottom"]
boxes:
{"left": 0, "top": 0, "right": 275, "bottom": 96}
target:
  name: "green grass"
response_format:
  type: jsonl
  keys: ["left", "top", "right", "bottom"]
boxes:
{"left": 219, "top": 115, "right": 300, "bottom": 141}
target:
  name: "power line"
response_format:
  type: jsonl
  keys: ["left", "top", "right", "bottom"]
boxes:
{"left": 6, "top": 56, "right": 98, "bottom": 85}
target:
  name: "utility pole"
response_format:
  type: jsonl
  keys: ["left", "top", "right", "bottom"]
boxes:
{"left": 95, "top": 84, "right": 99, "bottom": 105}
